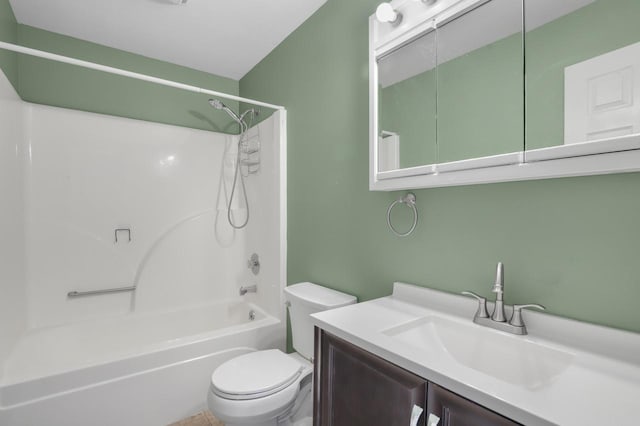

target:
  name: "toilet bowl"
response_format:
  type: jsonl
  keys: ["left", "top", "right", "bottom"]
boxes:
{"left": 207, "top": 282, "right": 356, "bottom": 426}
{"left": 208, "top": 350, "right": 312, "bottom": 426}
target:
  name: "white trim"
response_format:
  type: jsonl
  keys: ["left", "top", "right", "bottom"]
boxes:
{"left": 370, "top": 148, "right": 640, "bottom": 191}
{"left": 371, "top": 0, "right": 486, "bottom": 52}
{"left": 377, "top": 164, "right": 436, "bottom": 180}
{"left": 277, "top": 109, "right": 288, "bottom": 321}
{"left": 0, "top": 41, "right": 285, "bottom": 111}
{"left": 369, "top": 15, "right": 379, "bottom": 191}
{"left": 526, "top": 134, "right": 640, "bottom": 162}
{"left": 436, "top": 151, "right": 523, "bottom": 173}
{"left": 374, "top": 19, "right": 436, "bottom": 59}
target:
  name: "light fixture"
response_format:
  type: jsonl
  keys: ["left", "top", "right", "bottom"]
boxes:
{"left": 376, "top": 3, "right": 402, "bottom": 25}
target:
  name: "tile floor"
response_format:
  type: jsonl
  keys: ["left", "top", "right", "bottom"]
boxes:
{"left": 168, "top": 411, "right": 224, "bottom": 426}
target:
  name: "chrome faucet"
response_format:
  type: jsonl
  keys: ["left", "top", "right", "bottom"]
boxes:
{"left": 239, "top": 285, "right": 257, "bottom": 296}
{"left": 491, "top": 262, "right": 506, "bottom": 322}
{"left": 462, "top": 262, "right": 545, "bottom": 335}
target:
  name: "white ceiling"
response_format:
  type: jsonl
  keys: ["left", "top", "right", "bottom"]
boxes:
{"left": 9, "top": 0, "right": 327, "bottom": 80}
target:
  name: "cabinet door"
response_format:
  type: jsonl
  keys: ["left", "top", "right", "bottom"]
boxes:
{"left": 314, "top": 328, "right": 427, "bottom": 426}
{"left": 426, "top": 383, "right": 521, "bottom": 426}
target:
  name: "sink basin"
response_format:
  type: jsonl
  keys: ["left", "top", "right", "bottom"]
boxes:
{"left": 382, "top": 315, "right": 574, "bottom": 389}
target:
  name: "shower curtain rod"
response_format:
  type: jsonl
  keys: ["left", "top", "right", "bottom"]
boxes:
{"left": 0, "top": 41, "right": 285, "bottom": 111}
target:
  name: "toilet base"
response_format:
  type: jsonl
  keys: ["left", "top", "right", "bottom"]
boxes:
{"left": 208, "top": 377, "right": 312, "bottom": 426}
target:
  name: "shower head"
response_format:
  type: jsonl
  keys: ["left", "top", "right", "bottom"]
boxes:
{"left": 208, "top": 99, "right": 224, "bottom": 110}
{"left": 208, "top": 98, "right": 242, "bottom": 124}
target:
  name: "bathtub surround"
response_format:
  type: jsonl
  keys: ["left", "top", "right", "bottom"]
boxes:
{"left": 240, "top": 0, "right": 640, "bottom": 334}
{"left": 19, "top": 101, "right": 282, "bottom": 329}
{"left": 0, "top": 66, "right": 26, "bottom": 372}
{"left": 0, "top": 65, "right": 286, "bottom": 424}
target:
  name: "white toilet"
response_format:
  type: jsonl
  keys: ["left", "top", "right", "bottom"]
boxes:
{"left": 207, "top": 282, "right": 357, "bottom": 426}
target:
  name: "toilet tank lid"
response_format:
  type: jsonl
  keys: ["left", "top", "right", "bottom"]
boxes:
{"left": 284, "top": 282, "right": 357, "bottom": 309}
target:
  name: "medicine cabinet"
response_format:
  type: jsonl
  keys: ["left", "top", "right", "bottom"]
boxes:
{"left": 370, "top": 0, "right": 640, "bottom": 191}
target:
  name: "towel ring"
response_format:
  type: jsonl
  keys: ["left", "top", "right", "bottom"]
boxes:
{"left": 387, "top": 192, "right": 418, "bottom": 237}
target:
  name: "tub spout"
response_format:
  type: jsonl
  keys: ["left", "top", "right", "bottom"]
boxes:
{"left": 239, "top": 285, "right": 257, "bottom": 296}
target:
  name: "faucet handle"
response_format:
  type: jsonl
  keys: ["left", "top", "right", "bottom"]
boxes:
{"left": 509, "top": 304, "right": 545, "bottom": 327}
{"left": 461, "top": 291, "right": 489, "bottom": 319}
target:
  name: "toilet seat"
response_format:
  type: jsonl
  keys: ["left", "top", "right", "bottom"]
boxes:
{"left": 211, "top": 349, "right": 304, "bottom": 401}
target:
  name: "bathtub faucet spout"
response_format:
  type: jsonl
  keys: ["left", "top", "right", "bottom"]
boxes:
{"left": 239, "top": 285, "right": 257, "bottom": 296}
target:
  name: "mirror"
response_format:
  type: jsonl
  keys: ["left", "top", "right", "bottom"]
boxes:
{"left": 374, "top": 0, "right": 524, "bottom": 174}
{"left": 525, "top": 0, "right": 640, "bottom": 153}
{"left": 377, "top": 30, "right": 437, "bottom": 171}
{"left": 436, "top": 0, "right": 524, "bottom": 163}
{"left": 369, "top": 0, "right": 640, "bottom": 190}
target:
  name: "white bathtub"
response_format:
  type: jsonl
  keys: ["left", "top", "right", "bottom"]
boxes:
{"left": 0, "top": 299, "right": 284, "bottom": 426}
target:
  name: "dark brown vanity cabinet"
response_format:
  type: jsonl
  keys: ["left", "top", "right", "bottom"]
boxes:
{"left": 427, "top": 383, "right": 520, "bottom": 426}
{"left": 314, "top": 329, "right": 521, "bottom": 426}
{"left": 314, "top": 328, "right": 428, "bottom": 426}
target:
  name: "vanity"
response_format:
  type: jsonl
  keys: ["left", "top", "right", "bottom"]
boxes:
{"left": 311, "top": 283, "right": 640, "bottom": 425}
{"left": 370, "top": 0, "right": 640, "bottom": 191}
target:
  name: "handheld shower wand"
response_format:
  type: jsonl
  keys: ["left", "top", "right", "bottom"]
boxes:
{"left": 208, "top": 99, "right": 258, "bottom": 229}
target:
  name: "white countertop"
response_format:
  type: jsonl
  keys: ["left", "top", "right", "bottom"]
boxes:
{"left": 311, "top": 282, "right": 640, "bottom": 426}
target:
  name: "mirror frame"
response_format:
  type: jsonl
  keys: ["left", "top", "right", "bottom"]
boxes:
{"left": 369, "top": 0, "right": 640, "bottom": 191}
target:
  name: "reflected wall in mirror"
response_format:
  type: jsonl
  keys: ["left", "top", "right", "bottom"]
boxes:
{"left": 526, "top": 0, "right": 640, "bottom": 151}
{"left": 436, "top": 0, "right": 524, "bottom": 163}
{"left": 377, "top": 31, "right": 437, "bottom": 171}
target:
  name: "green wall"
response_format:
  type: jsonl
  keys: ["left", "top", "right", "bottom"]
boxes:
{"left": 240, "top": 0, "right": 640, "bottom": 333}
{"left": 16, "top": 25, "right": 240, "bottom": 133}
{"left": 0, "top": 0, "right": 17, "bottom": 90}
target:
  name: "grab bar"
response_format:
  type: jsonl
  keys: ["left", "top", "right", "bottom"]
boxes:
{"left": 67, "top": 285, "right": 136, "bottom": 298}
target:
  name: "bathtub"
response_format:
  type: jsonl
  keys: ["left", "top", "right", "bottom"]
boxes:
{"left": 0, "top": 299, "right": 284, "bottom": 426}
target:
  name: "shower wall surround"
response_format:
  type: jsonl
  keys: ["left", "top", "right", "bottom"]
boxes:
{"left": 27, "top": 106, "right": 218, "bottom": 326}
{"left": 24, "top": 105, "right": 283, "bottom": 328}
{"left": 0, "top": 70, "right": 26, "bottom": 363}
{"left": 240, "top": 0, "right": 640, "bottom": 333}
{"left": 0, "top": 67, "right": 283, "bottom": 334}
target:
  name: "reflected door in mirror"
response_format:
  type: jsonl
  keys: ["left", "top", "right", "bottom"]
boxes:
{"left": 526, "top": 0, "right": 640, "bottom": 151}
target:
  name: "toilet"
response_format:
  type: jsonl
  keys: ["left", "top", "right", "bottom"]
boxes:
{"left": 207, "top": 282, "right": 357, "bottom": 426}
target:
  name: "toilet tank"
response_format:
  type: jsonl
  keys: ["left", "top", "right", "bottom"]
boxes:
{"left": 284, "top": 282, "right": 357, "bottom": 360}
